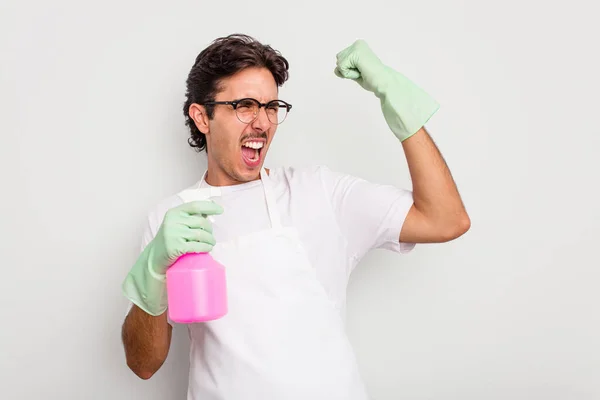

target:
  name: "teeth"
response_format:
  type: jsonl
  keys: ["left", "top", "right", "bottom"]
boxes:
{"left": 242, "top": 141, "right": 264, "bottom": 149}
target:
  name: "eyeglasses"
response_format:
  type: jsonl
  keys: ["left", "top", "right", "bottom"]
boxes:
{"left": 202, "top": 98, "right": 292, "bottom": 125}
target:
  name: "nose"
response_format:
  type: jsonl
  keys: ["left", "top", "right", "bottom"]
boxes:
{"left": 250, "top": 106, "right": 270, "bottom": 132}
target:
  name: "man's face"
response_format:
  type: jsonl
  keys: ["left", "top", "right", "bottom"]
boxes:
{"left": 202, "top": 67, "right": 279, "bottom": 186}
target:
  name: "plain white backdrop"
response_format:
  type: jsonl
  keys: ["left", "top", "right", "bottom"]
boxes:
{"left": 1, "top": 0, "right": 599, "bottom": 398}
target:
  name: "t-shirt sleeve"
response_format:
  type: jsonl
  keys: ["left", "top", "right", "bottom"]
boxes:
{"left": 317, "top": 165, "right": 416, "bottom": 262}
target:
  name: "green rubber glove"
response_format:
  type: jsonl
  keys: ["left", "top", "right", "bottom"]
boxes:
{"left": 122, "top": 200, "right": 224, "bottom": 316}
{"left": 334, "top": 39, "right": 440, "bottom": 141}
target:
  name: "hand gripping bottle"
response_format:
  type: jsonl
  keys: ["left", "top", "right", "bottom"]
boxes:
{"left": 166, "top": 187, "right": 227, "bottom": 323}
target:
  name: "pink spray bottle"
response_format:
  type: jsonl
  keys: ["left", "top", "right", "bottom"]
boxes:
{"left": 166, "top": 187, "right": 227, "bottom": 324}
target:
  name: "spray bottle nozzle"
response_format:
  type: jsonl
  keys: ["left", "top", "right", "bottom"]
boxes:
{"left": 177, "top": 187, "right": 222, "bottom": 223}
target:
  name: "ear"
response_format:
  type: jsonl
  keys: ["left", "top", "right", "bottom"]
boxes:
{"left": 189, "top": 103, "right": 210, "bottom": 135}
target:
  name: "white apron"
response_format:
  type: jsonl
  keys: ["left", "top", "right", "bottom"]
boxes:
{"left": 185, "top": 169, "right": 370, "bottom": 400}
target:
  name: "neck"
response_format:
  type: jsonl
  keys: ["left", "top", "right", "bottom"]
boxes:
{"left": 204, "top": 169, "right": 244, "bottom": 187}
{"left": 205, "top": 158, "right": 265, "bottom": 187}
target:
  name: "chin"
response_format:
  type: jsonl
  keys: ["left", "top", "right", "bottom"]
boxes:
{"left": 236, "top": 163, "right": 264, "bottom": 182}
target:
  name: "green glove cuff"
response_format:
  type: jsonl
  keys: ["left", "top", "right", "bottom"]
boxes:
{"left": 121, "top": 244, "right": 168, "bottom": 316}
{"left": 376, "top": 66, "right": 440, "bottom": 141}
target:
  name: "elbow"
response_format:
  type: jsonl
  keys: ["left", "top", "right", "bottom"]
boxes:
{"left": 427, "top": 212, "right": 470, "bottom": 243}
{"left": 457, "top": 214, "right": 471, "bottom": 236}
{"left": 442, "top": 213, "right": 471, "bottom": 241}
{"left": 404, "top": 206, "right": 471, "bottom": 243}
{"left": 124, "top": 343, "right": 167, "bottom": 381}
{"left": 135, "top": 370, "right": 155, "bottom": 380}
{"left": 127, "top": 359, "right": 160, "bottom": 380}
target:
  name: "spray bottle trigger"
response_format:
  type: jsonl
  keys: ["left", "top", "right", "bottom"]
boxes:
{"left": 176, "top": 187, "right": 222, "bottom": 204}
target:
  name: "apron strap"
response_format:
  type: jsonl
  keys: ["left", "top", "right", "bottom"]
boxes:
{"left": 260, "top": 169, "right": 282, "bottom": 230}
{"left": 192, "top": 168, "right": 282, "bottom": 230}
{"left": 178, "top": 170, "right": 222, "bottom": 203}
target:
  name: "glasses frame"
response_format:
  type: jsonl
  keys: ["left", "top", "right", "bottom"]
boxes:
{"left": 202, "top": 98, "right": 293, "bottom": 125}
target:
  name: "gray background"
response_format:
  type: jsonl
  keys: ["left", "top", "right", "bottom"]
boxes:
{"left": 1, "top": 0, "right": 599, "bottom": 398}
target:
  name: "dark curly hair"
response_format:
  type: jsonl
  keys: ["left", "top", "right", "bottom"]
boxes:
{"left": 182, "top": 34, "right": 290, "bottom": 152}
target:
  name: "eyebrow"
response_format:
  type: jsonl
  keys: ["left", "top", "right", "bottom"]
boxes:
{"left": 233, "top": 95, "right": 279, "bottom": 101}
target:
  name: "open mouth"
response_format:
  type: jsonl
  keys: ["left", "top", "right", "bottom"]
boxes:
{"left": 241, "top": 141, "right": 264, "bottom": 167}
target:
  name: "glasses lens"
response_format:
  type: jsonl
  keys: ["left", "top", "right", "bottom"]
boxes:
{"left": 235, "top": 99, "right": 289, "bottom": 124}
{"left": 235, "top": 99, "right": 259, "bottom": 123}
{"left": 265, "top": 101, "right": 288, "bottom": 124}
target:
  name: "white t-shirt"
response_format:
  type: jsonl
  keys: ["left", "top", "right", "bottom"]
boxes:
{"left": 136, "top": 164, "right": 415, "bottom": 324}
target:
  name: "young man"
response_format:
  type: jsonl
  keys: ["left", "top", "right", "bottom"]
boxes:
{"left": 121, "top": 34, "right": 470, "bottom": 399}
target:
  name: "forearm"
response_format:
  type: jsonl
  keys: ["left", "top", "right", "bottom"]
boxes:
{"left": 121, "top": 304, "right": 172, "bottom": 379}
{"left": 402, "top": 127, "right": 470, "bottom": 234}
